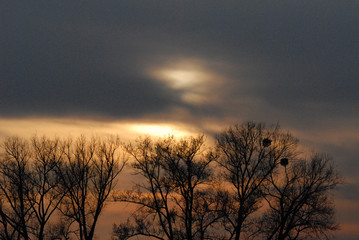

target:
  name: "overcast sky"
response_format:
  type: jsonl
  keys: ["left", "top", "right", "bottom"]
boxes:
{"left": 1, "top": 1, "right": 359, "bottom": 239}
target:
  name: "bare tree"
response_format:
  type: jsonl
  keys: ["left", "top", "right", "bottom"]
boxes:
{"left": 44, "top": 218, "right": 74, "bottom": 240}
{"left": 57, "top": 136, "right": 125, "bottom": 240}
{"left": 113, "top": 135, "right": 220, "bottom": 240}
{"left": 259, "top": 154, "right": 341, "bottom": 240}
{"left": 0, "top": 125, "right": 341, "bottom": 240}
{"left": 113, "top": 136, "right": 177, "bottom": 240}
{"left": 0, "top": 136, "right": 74, "bottom": 240}
{"left": 0, "top": 137, "right": 33, "bottom": 240}
{"left": 27, "top": 136, "right": 66, "bottom": 240}
{"left": 216, "top": 122, "right": 299, "bottom": 240}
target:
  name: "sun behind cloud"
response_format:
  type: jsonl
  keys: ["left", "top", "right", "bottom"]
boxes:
{"left": 130, "top": 123, "right": 192, "bottom": 137}
{"left": 158, "top": 69, "right": 206, "bottom": 89}
{"left": 149, "top": 58, "right": 225, "bottom": 105}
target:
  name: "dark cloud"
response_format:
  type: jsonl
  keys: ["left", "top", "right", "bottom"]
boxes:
{"left": 2, "top": 1, "right": 358, "bottom": 127}
{"left": 1, "top": 0, "right": 358, "bottom": 126}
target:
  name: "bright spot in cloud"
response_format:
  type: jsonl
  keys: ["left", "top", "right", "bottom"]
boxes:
{"left": 130, "top": 124, "right": 191, "bottom": 137}
{"left": 149, "top": 58, "right": 224, "bottom": 105}
{"left": 159, "top": 69, "right": 206, "bottom": 89}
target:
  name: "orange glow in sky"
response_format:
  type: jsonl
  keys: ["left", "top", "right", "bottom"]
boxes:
{"left": 0, "top": 118, "right": 195, "bottom": 140}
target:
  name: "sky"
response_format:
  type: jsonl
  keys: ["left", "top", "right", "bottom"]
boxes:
{"left": 1, "top": 1, "right": 359, "bottom": 239}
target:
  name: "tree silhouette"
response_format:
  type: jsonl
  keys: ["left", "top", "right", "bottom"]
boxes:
{"left": 259, "top": 154, "right": 341, "bottom": 240}
{"left": 113, "top": 135, "right": 221, "bottom": 240}
{"left": 215, "top": 122, "right": 299, "bottom": 240}
{"left": 27, "top": 136, "right": 67, "bottom": 240}
{"left": 56, "top": 136, "right": 125, "bottom": 240}
{"left": 0, "top": 135, "right": 125, "bottom": 240}
{"left": 0, "top": 136, "right": 67, "bottom": 240}
{"left": 0, "top": 122, "right": 341, "bottom": 240}
{"left": 0, "top": 137, "right": 34, "bottom": 240}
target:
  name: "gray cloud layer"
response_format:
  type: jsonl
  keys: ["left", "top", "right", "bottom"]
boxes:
{"left": 2, "top": 1, "right": 358, "bottom": 123}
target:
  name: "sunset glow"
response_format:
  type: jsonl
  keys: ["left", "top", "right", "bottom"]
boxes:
{"left": 0, "top": 118, "right": 195, "bottom": 140}
{"left": 130, "top": 123, "right": 192, "bottom": 137}
{"left": 2, "top": 1, "right": 359, "bottom": 239}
